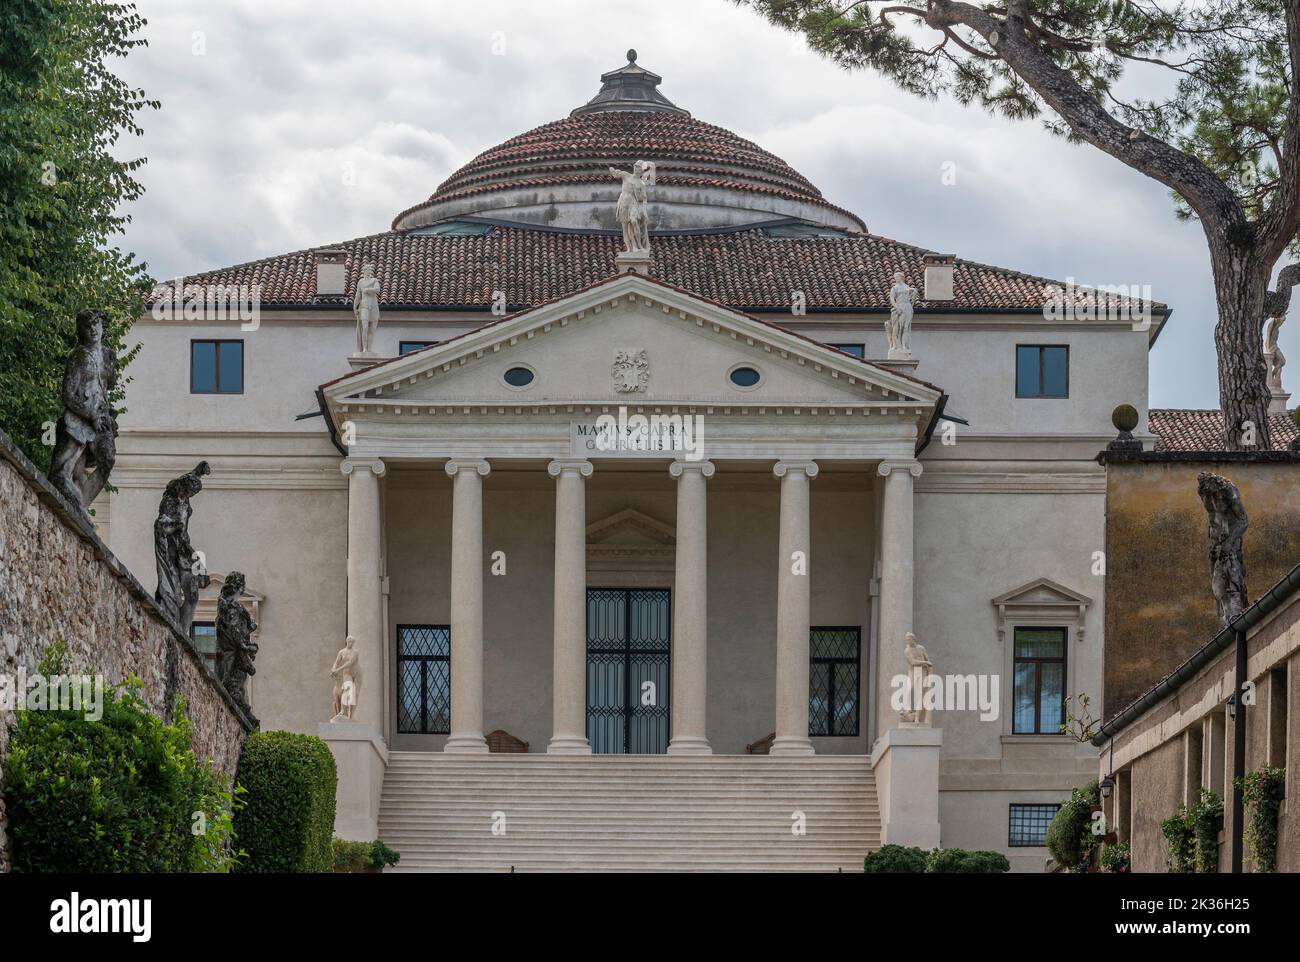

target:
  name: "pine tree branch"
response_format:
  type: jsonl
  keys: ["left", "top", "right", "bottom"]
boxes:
{"left": 1254, "top": 3, "right": 1300, "bottom": 266}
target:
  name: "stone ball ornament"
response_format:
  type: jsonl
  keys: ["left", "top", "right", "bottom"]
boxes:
{"left": 1111, "top": 404, "right": 1139, "bottom": 433}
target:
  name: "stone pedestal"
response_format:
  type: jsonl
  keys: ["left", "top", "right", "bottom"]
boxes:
{"left": 870, "top": 725, "right": 942, "bottom": 848}
{"left": 615, "top": 251, "right": 652, "bottom": 276}
{"left": 319, "top": 721, "right": 388, "bottom": 841}
{"left": 1268, "top": 389, "right": 1291, "bottom": 415}
{"left": 347, "top": 353, "right": 385, "bottom": 371}
{"left": 876, "top": 357, "right": 919, "bottom": 375}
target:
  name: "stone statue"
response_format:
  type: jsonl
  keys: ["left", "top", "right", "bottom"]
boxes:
{"left": 330, "top": 635, "right": 361, "bottom": 723}
{"left": 887, "top": 272, "right": 918, "bottom": 359}
{"left": 216, "top": 571, "right": 259, "bottom": 723}
{"left": 1197, "top": 471, "right": 1248, "bottom": 625}
{"left": 609, "top": 161, "right": 651, "bottom": 254}
{"left": 154, "top": 461, "right": 211, "bottom": 634}
{"left": 1265, "top": 314, "right": 1286, "bottom": 392}
{"left": 353, "top": 262, "right": 381, "bottom": 355}
{"left": 899, "top": 631, "right": 934, "bottom": 726}
{"left": 48, "top": 309, "right": 118, "bottom": 513}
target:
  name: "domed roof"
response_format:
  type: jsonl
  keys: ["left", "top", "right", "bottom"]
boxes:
{"left": 392, "top": 52, "right": 865, "bottom": 234}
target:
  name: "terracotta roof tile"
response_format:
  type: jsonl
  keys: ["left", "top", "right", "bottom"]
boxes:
{"left": 1148, "top": 408, "right": 1298, "bottom": 452}
{"left": 167, "top": 225, "right": 1165, "bottom": 314}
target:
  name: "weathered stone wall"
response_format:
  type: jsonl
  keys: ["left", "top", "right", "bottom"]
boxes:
{"left": 1102, "top": 454, "right": 1300, "bottom": 717}
{"left": 0, "top": 430, "right": 252, "bottom": 872}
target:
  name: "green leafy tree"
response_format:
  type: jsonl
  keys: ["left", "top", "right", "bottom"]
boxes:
{"left": 0, "top": 0, "right": 155, "bottom": 469}
{"left": 737, "top": 0, "right": 1299, "bottom": 449}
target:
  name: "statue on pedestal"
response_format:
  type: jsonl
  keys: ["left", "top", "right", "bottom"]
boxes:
{"left": 330, "top": 635, "right": 360, "bottom": 722}
{"left": 899, "top": 631, "right": 934, "bottom": 726}
{"left": 1197, "top": 471, "right": 1248, "bottom": 625}
{"left": 154, "top": 460, "right": 211, "bottom": 634}
{"left": 887, "top": 272, "right": 917, "bottom": 359}
{"left": 1266, "top": 314, "right": 1287, "bottom": 392}
{"left": 353, "top": 262, "right": 381, "bottom": 356}
{"left": 48, "top": 310, "right": 118, "bottom": 513}
{"left": 609, "top": 161, "right": 652, "bottom": 254}
{"left": 216, "top": 571, "right": 259, "bottom": 723}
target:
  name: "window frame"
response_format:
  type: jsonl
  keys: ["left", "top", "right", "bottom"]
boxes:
{"left": 1011, "top": 625, "right": 1068, "bottom": 735}
{"left": 1014, "top": 344, "right": 1069, "bottom": 399}
{"left": 1008, "top": 803, "right": 1062, "bottom": 847}
{"left": 399, "top": 340, "right": 438, "bottom": 356}
{"left": 190, "top": 620, "right": 218, "bottom": 675}
{"left": 808, "top": 625, "right": 862, "bottom": 737}
{"left": 395, "top": 623, "right": 451, "bottom": 735}
{"left": 828, "top": 342, "right": 865, "bottom": 358}
{"left": 190, "top": 338, "right": 245, "bottom": 395}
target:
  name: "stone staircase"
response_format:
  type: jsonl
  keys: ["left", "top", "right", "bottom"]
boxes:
{"left": 378, "top": 752, "right": 880, "bottom": 872}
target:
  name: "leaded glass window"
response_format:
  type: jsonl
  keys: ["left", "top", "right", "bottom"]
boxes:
{"left": 809, "top": 627, "right": 861, "bottom": 736}
{"left": 397, "top": 624, "right": 450, "bottom": 734}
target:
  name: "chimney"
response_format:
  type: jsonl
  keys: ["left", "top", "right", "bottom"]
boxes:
{"left": 314, "top": 248, "right": 348, "bottom": 301}
{"left": 922, "top": 253, "right": 955, "bottom": 302}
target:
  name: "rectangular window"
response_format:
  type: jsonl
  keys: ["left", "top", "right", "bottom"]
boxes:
{"left": 1015, "top": 345, "right": 1068, "bottom": 398}
{"left": 809, "top": 626, "right": 861, "bottom": 736}
{"left": 1013, "top": 627, "right": 1067, "bottom": 733}
{"left": 190, "top": 621, "right": 218, "bottom": 675}
{"left": 399, "top": 340, "right": 438, "bottom": 355}
{"left": 1009, "top": 803, "right": 1061, "bottom": 847}
{"left": 191, "top": 339, "right": 244, "bottom": 394}
{"left": 828, "top": 343, "right": 865, "bottom": 358}
{"left": 396, "top": 625, "right": 450, "bottom": 734}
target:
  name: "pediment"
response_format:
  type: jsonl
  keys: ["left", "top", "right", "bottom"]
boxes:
{"left": 992, "top": 578, "right": 1092, "bottom": 608}
{"left": 992, "top": 577, "right": 1092, "bottom": 643}
{"left": 587, "top": 508, "right": 676, "bottom": 548}
{"left": 322, "top": 273, "right": 940, "bottom": 415}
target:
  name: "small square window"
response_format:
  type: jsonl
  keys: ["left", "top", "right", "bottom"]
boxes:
{"left": 1015, "top": 345, "right": 1068, "bottom": 398}
{"left": 828, "top": 343, "right": 865, "bottom": 358}
{"left": 191, "top": 340, "right": 243, "bottom": 394}
{"left": 399, "top": 340, "right": 438, "bottom": 356}
{"left": 1009, "top": 803, "right": 1061, "bottom": 847}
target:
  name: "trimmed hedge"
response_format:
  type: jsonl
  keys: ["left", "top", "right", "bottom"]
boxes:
{"left": 3, "top": 646, "right": 237, "bottom": 872}
{"left": 232, "top": 731, "right": 337, "bottom": 872}
{"left": 864, "top": 845, "right": 1009, "bottom": 873}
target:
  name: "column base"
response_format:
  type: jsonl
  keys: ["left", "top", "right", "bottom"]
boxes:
{"left": 769, "top": 735, "right": 815, "bottom": 756}
{"left": 443, "top": 732, "right": 489, "bottom": 754}
{"left": 667, "top": 735, "right": 713, "bottom": 755}
{"left": 547, "top": 734, "right": 593, "bottom": 754}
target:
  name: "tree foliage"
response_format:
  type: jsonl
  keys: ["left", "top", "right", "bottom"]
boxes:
{"left": 739, "top": 0, "right": 1300, "bottom": 448}
{"left": 0, "top": 0, "right": 155, "bottom": 469}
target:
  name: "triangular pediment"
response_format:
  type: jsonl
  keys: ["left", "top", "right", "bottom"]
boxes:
{"left": 586, "top": 508, "right": 676, "bottom": 548}
{"left": 322, "top": 273, "right": 941, "bottom": 414}
{"left": 992, "top": 578, "right": 1093, "bottom": 608}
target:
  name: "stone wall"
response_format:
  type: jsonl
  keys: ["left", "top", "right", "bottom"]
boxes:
{"left": 0, "top": 430, "right": 252, "bottom": 872}
{"left": 1102, "top": 452, "right": 1300, "bottom": 717}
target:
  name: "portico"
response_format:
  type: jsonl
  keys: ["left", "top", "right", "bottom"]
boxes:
{"left": 323, "top": 271, "right": 940, "bottom": 759}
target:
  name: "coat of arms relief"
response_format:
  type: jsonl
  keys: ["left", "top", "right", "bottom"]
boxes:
{"left": 611, "top": 349, "right": 649, "bottom": 393}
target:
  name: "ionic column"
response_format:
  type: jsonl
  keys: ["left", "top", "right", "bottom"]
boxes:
{"left": 444, "top": 459, "right": 490, "bottom": 753}
{"left": 876, "top": 459, "right": 922, "bottom": 739}
{"left": 341, "top": 457, "right": 386, "bottom": 732}
{"left": 667, "top": 459, "right": 715, "bottom": 755}
{"left": 771, "top": 460, "right": 818, "bottom": 756}
{"left": 548, "top": 459, "right": 593, "bottom": 754}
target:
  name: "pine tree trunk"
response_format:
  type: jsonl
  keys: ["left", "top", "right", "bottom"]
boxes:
{"left": 1210, "top": 243, "right": 1273, "bottom": 451}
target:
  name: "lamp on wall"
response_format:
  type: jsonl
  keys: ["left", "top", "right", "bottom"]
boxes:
{"left": 1226, "top": 693, "right": 1238, "bottom": 720}
{"left": 1100, "top": 773, "right": 1116, "bottom": 800}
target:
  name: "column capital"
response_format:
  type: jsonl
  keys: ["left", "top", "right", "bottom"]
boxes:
{"left": 548, "top": 458, "right": 593, "bottom": 479}
{"left": 878, "top": 459, "right": 923, "bottom": 479}
{"left": 669, "top": 459, "right": 715, "bottom": 479}
{"left": 341, "top": 457, "right": 386, "bottom": 478}
{"left": 445, "top": 458, "right": 490, "bottom": 478}
{"left": 773, "top": 459, "right": 819, "bottom": 480}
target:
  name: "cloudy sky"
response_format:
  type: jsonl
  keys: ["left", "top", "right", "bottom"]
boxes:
{"left": 111, "top": 0, "right": 1280, "bottom": 409}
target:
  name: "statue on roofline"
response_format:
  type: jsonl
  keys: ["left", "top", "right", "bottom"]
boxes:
{"left": 609, "top": 160, "right": 652, "bottom": 255}
{"left": 217, "top": 571, "right": 259, "bottom": 724}
{"left": 48, "top": 309, "right": 118, "bottom": 514}
{"left": 353, "top": 262, "right": 381, "bottom": 356}
{"left": 154, "top": 460, "right": 211, "bottom": 634}
{"left": 887, "top": 271, "right": 917, "bottom": 360}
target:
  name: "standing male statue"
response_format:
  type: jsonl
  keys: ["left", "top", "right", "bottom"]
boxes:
{"left": 1265, "top": 314, "right": 1287, "bottom": 393}
{"left": 48, "top": 309, "right": 118, "bottom": 513}
{"left": 330, "top": 635, "right": 361, "bottom": 722}
{"left": 154, "top": 461, "right": 212, "bottom": 634}
{"left": 609, "top": 161, "right": 652, "bottom": 254}
{"left": 899, "top": 631, "right": 935, "bottom": 726}
{"left": 216, "top": 571, "right": 259, "bottom": 723}
{"left": 353, "top": 262, "right": 381, "bottom": 355}
{"left": 1197, "top": 471, "right": 1248, "bottom": 625}
{"left": 886, "top": 272, "right": 918, "bottom": 359}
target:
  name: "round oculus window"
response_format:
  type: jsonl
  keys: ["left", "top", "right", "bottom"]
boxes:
{"left": 503, "top": 366, "right": 535, "bottom": 387}
{"left": 729, "top": 366, "right": 761, "bottom": 388}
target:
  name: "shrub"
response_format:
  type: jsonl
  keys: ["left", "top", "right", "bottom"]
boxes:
{"left": 863, "top": 844, "right": 927, "bottom": 873}
{"left": 1236, "top": 765, "right": 1285, "bottom": 873}
{"left": 925, "top": 848, "right": 1011, "bottom": 873}
{"left": 332, "top": 837, "right": 401, "bottom": 872}
{"left": 233, "top": 731, "right": 337, "bottom": 872}
{"left": 1161, "top": 789, "right": 1222, "bottom": 874}
{"left": 1100, "top": 840, "right": 1131, "bottom": 873}
{"left": 4, "top": 644, "right": 238, "bottom": 872}
{"left": 1045, "top": 779, "right": 1100, "bottom": 871}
